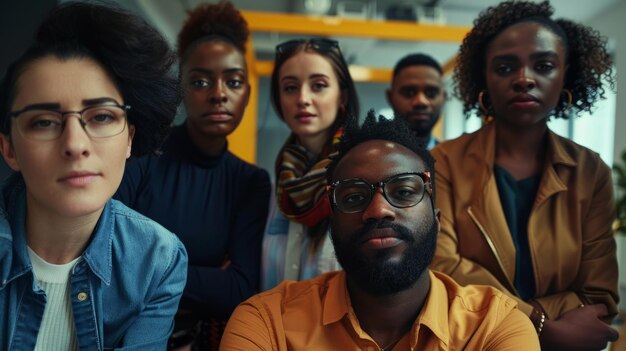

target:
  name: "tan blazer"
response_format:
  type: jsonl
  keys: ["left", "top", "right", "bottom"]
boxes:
{"left": 430, "top": 122, "right": 618, "bottom": 320}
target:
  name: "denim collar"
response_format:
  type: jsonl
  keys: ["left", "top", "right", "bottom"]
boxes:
{"left": 0, "top": 174, "right": 113, "bottom": 289}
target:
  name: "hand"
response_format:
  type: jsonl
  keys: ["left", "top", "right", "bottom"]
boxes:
{"left": 540, "top": 304, "right": 619, "bottom": 351}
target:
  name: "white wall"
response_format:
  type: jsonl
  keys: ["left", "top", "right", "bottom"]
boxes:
{"left": 589, "top": 0, "right": 626, "bottom": 312}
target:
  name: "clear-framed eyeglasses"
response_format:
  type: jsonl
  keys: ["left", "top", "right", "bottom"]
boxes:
{"left": 327, "top": 172, "right": 432, "bottom": 214}
{"left": 7, "top": 103, "right": 131, "bottom": 141}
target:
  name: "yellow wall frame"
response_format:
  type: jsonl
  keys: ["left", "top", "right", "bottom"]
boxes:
{"left": 229, "top": 10, "right": 469, "bottom": 164}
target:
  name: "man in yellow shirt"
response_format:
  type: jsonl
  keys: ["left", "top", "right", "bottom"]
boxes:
{"left": 221, "top": 113, "right": 539, "bottom": 350}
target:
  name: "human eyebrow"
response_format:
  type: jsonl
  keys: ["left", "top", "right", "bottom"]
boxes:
{"left": 13, "top": 103, "right": 61, "bottom": 112}
{"left": 189, "top": 67, "right": 245, "bottom": 75}
{"left": 82, "top": 97, "right": 122, "bottom": 106}
{"left": 490, "top": 54, "right": 518, "bottom": 62}
{"left": 309, "top": 74, "right": 330, "bottom": 80}
{"left": 530, "top": 51, "right": 559, "bottom": 60}
{"left": 280, "top": 75, "right": 298, "bottom": 83}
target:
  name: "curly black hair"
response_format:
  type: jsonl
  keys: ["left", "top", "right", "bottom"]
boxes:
{"left": 177, "top": 1, "right": 249, "bottom": 64}
{"left": 326, "top": 110, "right": 436, "bottom": 201}
{"left": 0, "top": 1, "right": 181, "bottom": 156}
{"left": 454, "top": 0, "right": 614, "bottom": 119}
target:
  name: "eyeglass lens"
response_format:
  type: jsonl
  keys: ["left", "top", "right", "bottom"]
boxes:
{"left": 14, "top": 105, "right": 127, "bottom": 141}
{"left": 333, "top": 173, "right": 426, "bottom": 213}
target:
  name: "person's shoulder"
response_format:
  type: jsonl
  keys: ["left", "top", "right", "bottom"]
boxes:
{"left": 108, "top": 199, "right": 184, "bottom": 251}
{"left": 432, "top": 126, "right": 487, "bottom": 158}
{"left": 548, "top": 131, "right": 608, "bottom": 170}
{"left": 434, "top": 271, "right": 518, "bottom": 314}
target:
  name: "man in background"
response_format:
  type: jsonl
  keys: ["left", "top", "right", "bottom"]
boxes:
{"left": 387, "top": 53, "right": 446, "bottom": 149}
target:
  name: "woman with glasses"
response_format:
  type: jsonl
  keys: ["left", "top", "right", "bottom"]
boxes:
{"left": 262, "top": 38, "right": 360, "bottom": 290}
{"left": 115, "top": 1, "right": 270, "bottom": 349}
{"left": 0, "top": 2, "right": 187, "bottom": 350}
{"left": 431, "top": 1, "right": 618, "bottom": 349}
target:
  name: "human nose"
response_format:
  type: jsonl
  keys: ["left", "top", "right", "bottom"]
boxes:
{"left": 513, "top": 67, "right": 536, "bottom": 92}
{"left": 362, "top": 188, "right": 396, "bottom": 223}
{"left": 208, "top": 79, "right": 227, "bottom": 104}
{"left": 297, "top": 86, "right": 311, "bottom": 107}
{"left": 60, "top": 114, "right": 91, "bottom": 159}
{"left": 412, "top": 92, "right": 429, "bottom": 109}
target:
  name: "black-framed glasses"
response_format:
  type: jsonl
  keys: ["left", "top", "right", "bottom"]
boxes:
{"left": 327, "top": 172, "right": 432, "bottom": 214}
{"left": 275, "top": 38, "right": 340, "bottom": 60}
{"left": 8, "top": 103, "right": 130, "bottom": 141}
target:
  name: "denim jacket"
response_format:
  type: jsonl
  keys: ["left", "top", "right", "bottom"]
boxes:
{"left": 0, "top": 175, "right": 188, "bottom": 350}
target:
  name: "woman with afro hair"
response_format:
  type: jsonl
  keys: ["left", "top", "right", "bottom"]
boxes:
{"left": 430, "top": 1, "right": 619, "bottom": 349}
{"left": 115, "top": 1, "right": 270, "bottom": 349}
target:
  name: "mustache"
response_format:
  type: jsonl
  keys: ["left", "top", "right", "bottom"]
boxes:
{"left": 349, "top": 219, "right": 414, "bottom": 243}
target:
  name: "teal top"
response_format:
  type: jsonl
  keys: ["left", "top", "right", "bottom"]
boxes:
{"left": 493, "top": 165, "right": 541, "bottom": 301}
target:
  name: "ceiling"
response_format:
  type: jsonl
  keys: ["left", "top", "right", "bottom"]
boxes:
{"left": 123, "top": 0, "right": 621, "bottom": 70}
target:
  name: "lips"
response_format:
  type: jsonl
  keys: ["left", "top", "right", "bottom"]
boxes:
{"left": 509, "top": 94, "right": 540, "bottom": 107}
{"left": 202, "top": 111, "right": 232, "bottom": 122}
{"left": 58, "top": 171, "right": 100, "bottom": 186}
{"left": 405, "top": 112, "right": 432, "bottom": 121}
{"left": 295, "top": 111, "right": 316, "bottom": 119}
{"left": 360, "top": 228, "right": 404, "bottom": 250}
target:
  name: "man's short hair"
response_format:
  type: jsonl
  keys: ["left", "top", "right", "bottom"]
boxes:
{"left": 392, "top": 53, "right": 442, "bottom": 79}
{"left": 326, "top": 111, "right": 436, "bottom": 200}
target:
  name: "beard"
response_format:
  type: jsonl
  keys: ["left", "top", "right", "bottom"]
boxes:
{"left": 330, "top": 217, "right": 438, "bottom": 296}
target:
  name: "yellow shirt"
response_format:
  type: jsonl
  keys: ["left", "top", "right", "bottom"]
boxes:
{"left": 221, "top": 270, "right": 539, "bottom": 350}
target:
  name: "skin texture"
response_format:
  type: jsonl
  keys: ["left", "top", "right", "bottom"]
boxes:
{"left": 278, "top": 51, "right": 344, "bottom": 155}
{"left": 0, "top": 56, "right": 134, "bottom": 263}
{"left": 182, "top": 40, "right": 250, "bottom": 155}
{"left": 387, "top": 66, "right": 446, "bottom": 139}
{"left": 486, "top": 22, "right": 566, "bottom": 128}
{"left": 330, "top": 139, "right": 438, "bottom": 349}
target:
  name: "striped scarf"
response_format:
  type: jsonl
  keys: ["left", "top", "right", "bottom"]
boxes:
{"left": 275, "top": 129, "right": 342, "bottom": 227}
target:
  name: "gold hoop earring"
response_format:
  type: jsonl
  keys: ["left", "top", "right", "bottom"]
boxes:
{"left": 561, "top": 89, "right": 573, "bottom": 112}
{"left": 478, "top": 91, "right": 494, "bottom": 124}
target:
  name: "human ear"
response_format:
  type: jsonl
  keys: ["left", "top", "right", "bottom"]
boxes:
{"left": 0, "top": 134, "right": 20, "bottom": 171}
{"left": 126, "top": 125, "right": 135, "bottom": 159}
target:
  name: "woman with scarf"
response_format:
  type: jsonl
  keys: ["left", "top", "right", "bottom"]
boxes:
{"left": 262, "top": 38, "right": 359, "bottom": 290}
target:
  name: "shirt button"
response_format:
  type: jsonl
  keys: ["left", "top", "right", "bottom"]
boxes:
{"left": 77, "top": 292, "right": 89, "bottom": 301}
{"left": 291, "top": 263, "right": 299, "bottom": 270}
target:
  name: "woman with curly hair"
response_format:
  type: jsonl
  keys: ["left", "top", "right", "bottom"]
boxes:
{"left": 115, "top": 1, "right": 270, "bottom": 349}
{"left": 0, "top": 2, "right": 187, "bottom": 349}
{"left": 431, "top": 1, "right": 619, "bottom": 349}
{"left": 260, "top": 38, "right": 359, "bottom": 290}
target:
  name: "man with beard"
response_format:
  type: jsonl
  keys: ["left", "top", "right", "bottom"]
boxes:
{"left": 220, "top": 114, "right": 539, "bottom": 351}
{"left": 387, "top": 53, "right": 445, "bottom": 149}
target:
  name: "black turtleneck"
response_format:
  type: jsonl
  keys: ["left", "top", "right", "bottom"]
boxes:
{"left": 115, "top": 123, "right": 271, "bottom": 321}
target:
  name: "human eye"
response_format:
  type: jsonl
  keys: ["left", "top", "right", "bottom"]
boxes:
{"left": 25, "top": 111, "right": 62, "bottom": 130}
{"left": 425, "top": 87, "right": 440, "bottom": 99}
{"left": 226, "top": 79, "right": 244, "bottom": 89}
{"left": 494, "top": 64, "right": 512, "bottom": 75}
{"left": 311, "top": 81, "right": 328, "bottom": 92}
{"left": 190, "top": 79, "right": 209, "bottom": 89}
{"left": 84, "top": 106, "right": 124, "bottom": 127}
{"left": 535, "top": 61, "right": 555, "bottom": 73}
{"left": 391, "top": 186, "right": 419, "bottom": 199}
{"left": 282, "top": 84, "right": 298, "bottom": 94}
{"left": 342, "top": 191, "right": 368, "bottom": 205}
{"left": 400, "top": 88, "right": 416, "bottom": 99}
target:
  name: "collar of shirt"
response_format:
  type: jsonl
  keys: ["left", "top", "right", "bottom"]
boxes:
{"left": 320, "top": 270, "right": 450, "bottom": 349}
